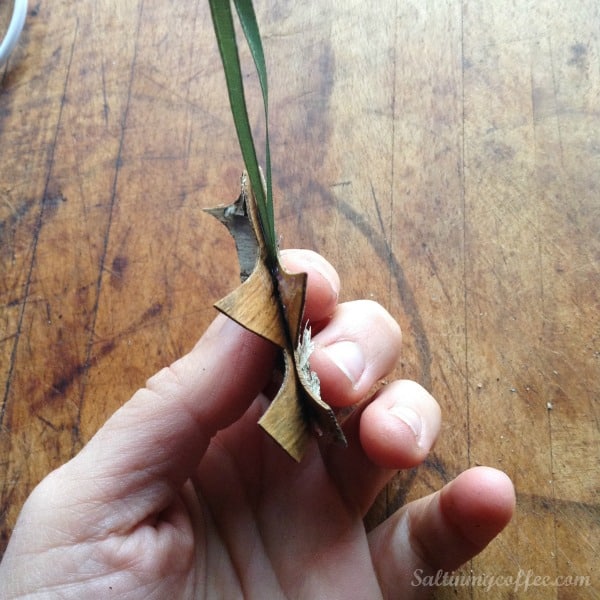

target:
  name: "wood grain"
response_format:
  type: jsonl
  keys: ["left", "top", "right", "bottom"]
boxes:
{"left": 1, "top": 1, "right": 598, "bottom": 597}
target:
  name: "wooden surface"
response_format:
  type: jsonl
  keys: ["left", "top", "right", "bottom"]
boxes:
{"left": 1, "top": 1, "right": 598, "bottom": 597}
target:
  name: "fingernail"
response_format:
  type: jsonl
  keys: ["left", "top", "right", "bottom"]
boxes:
{"left": 321, "top": 341, "right": 365, "bottom": 388}
{"left": 389, "top": 405, "right": 422, "bottom": 444}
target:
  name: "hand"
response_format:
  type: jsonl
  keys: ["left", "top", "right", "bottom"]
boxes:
{"left": 0, "top": 250, "right": 514, "bottom": 599}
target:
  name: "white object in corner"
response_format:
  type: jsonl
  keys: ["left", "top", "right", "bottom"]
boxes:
{"left": 0, "top": 0, "right": 27, "bottom": 66}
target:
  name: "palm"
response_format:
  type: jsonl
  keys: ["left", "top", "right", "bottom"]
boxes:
{"left": 69, "top": 395, "right": 380, "bottom": 598}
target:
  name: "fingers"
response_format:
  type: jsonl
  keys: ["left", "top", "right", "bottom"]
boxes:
{"left": 307, "top": 293, "right": 514, "bottom": 593}
{"left": 305, "top": 299, "right": 436, "bottom": 516}
{"left": 309, "top": 300, "right": 402, "bottom": 407}
{"left": 323, "top": 381, "right": 441, "bottom": 515}
{"left": 368, "top": 467, "right": 515, "bottom": 598}
{"left": 48, "top": 249, "right": 341, "bottom": 533}
{"left": 360, "top": 380, "right": 441, "bottom": 469}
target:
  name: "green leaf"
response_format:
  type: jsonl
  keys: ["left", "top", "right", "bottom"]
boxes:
{"left": 233, "top": 0, "right": 273, "bottom": 240}
{"left": 209, "top": 0, "right": 276, "bottom": 262}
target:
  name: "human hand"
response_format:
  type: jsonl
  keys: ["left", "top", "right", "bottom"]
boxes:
{"left": 0, "top": 250, "right": 515, "bottom": 599}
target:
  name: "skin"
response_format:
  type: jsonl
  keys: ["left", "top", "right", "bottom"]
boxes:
{"left": 0, "top": 250, "right": 515, "bottom": 599}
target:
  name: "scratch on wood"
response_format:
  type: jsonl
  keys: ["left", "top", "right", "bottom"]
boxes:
{"left": 423, "top": 242, "right": 453, "bottom": 305}
{"left": 330, "top": 181, "right": 352, "bottom": 188}
{"left": 140, "top": 302, "right": 163, "bottom": 322}
{"left": 370, "top": 181, "right": 393, "bottom": 273}
{"left": 35, "top": 415, "right": 60, "bottom": 432}
{"left": 101, "top": 59, "right": 110, "bottom": 125}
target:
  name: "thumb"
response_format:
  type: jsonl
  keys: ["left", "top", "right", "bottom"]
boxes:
{"left": 50, "top": 315, "right": 276, "bottom": 533}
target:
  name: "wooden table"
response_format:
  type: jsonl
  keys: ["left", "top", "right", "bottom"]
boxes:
{"left": 1, "top": 1, "right": 598, "bottom": 597}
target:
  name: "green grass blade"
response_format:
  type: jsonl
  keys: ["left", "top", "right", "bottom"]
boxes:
{"left": 209, "top": 0, "right": 277, "bottom": 261}
{"left": 233, "top": 0, "right": 274, "bottom": 240}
